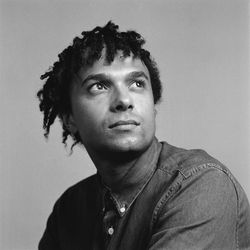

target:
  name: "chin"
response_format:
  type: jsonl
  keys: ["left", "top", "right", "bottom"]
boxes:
{"left": 109, "top": 135, "right": 153, "bottom": 153}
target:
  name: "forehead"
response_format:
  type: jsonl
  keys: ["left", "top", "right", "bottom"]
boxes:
{"left": 77, "top": 52, "right": 150, "bottom": 81}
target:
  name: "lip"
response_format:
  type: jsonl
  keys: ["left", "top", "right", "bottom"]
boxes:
{"left": 109, "top": 120, "right": 140, "bottom": 129}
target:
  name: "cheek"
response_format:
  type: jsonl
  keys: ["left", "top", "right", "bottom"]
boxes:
{"left": 144, "top": 98, "right": 156, "bottom": 127}
{"left": 136, "top": 94, "right": 155, "bottom": 119}
{"left": 72, "top": 101, "right": 106, "bottom": 132}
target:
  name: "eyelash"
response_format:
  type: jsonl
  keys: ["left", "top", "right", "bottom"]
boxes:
{"left": 87, "top": 79, "right": 146, "bottom": 93}
{"left": 131, "top": 80, "right": 145, "bottom": 88}
{"left": 88, "top": 82, "right": 108, "bottom": 91}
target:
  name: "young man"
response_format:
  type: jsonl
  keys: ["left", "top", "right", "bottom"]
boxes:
{"left": 38, "top": 22, "right": 250, "bottom": 249}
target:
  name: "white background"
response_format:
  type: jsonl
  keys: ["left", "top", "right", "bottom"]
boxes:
{"left": 0, "top": 0, "right": 249, "bottom": 249}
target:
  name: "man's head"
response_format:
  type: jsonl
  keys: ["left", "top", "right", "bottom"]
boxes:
{"left": 37, "top": 21, "right": 162, "bottom": 152}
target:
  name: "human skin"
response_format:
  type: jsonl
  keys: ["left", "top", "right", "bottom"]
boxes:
{"left": 65, "top": 52, "right": 156, "bottom": 186}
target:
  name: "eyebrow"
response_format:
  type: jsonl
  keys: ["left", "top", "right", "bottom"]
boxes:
{"left": 81, "top": 71, "right": 149, "bottom": 86}
{"left": 81, "top": 73, "right": 108, "bottom": 86}
{"left": 126, "top": 71, "right": 149, "bottom": 81}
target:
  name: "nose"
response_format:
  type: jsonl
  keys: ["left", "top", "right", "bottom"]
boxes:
{"left": 110, "top": 85, "right": 134, "bottom": 112}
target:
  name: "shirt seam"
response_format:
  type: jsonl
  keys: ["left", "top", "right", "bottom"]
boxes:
{"left": 105, "top": 140, "right": 162, "bottom": 217}
{"left": 111, "top": 160, "right": 158, "bottom": 217}
{"left": 201, "top": 163, "right": 240, "bottom": 250}
{"left": 151, "top": 162, "right": 239, "bottom": 249}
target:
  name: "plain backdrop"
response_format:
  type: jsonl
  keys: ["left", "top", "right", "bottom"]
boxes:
{"left": 0, "top": 0, "right": 249, "bottom": 249}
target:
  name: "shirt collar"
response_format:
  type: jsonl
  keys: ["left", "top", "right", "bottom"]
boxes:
{"left": 99, "top": 137, "right": 162, "bottom": 217}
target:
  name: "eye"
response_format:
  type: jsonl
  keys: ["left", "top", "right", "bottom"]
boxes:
{"left": 131, "top": 80, "right": 145, "bottom": 89}
{"left": 88, "top": 82, "right": 108, "bottom": 94}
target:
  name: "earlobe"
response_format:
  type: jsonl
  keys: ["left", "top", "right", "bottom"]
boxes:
{"left": 154, "top": 108, "right": 157, "bottom": 117}
{"left": 62, "top": 114, "right": 78, "bottom": 134}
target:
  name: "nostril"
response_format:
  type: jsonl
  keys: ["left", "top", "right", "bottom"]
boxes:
{"left": 111, "top": 90, "right": 134, "bottom": 112}
{"left": 115, "top": 103, "right": 133, "bottom": 112}
{"left": 115, "top": 104, "right": 124, "bottom": 111}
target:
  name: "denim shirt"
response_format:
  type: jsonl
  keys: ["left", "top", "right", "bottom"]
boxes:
{"left": 39, "top": 139, "right": 250, "bottom": 249}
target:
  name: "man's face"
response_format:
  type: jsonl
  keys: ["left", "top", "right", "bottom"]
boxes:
{"left": 68, "top": 52, "right": 156, "bottom": 157}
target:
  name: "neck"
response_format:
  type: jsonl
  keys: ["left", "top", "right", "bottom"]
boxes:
{"left": 89, "top": 149, "right": 143, "bottom": 189}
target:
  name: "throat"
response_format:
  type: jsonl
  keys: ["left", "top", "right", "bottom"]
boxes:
{"left": 94, "top": 147, "right": 154, "bottom": 192}
{"left": 87, "top": 138, "right": 158, "bottom": 192}
{"left": 96, "top": 152, "right": 140, "bottom": 190}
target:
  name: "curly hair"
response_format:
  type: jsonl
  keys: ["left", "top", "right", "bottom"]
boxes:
{"left": 37, "top": 21, "right": 162, "bottom": 149}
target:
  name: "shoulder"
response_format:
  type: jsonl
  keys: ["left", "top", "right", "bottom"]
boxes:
{"left": 158, "top": 141, "right": 222, "bottom": 175}
{"left": 156, "top": 141, "right": 245, "bottom": 194}
{"left": 155, "top": 142, "right": 238, "bottom": 206}
{"left": 156, "top": 141, "right": 242, "bottom": 204}
{"left": 63, "top": 173, "right": 98, "bottom": 194}
{"left": 154, "top": 141, "right": 250, "bottom": 225}
{"left": 54, "top": 173, "right": 99, "bottom": 208}
{"left": 152, "top": 141, "right": 250, "bottom": 248}
{"left": 149, "top": 142, "right": 250, "bottom": 249}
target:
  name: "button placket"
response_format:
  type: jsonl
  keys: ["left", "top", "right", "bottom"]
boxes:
{"left": 120, "top": 204, "right": 126, "bottom": 214}
{"left": 108, "top": 227, "right": 114, "bottom": 235}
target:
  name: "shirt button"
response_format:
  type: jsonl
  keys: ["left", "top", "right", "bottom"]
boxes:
{"left": 120, "top": 206, "right": 126, "bottom": 213}
{"left": 108, "top": 227, "right": 114, "bottom": 235}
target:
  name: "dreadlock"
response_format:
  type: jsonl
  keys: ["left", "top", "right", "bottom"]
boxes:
{"left": 37, "top": 21, "right": 162, "bottom": 149}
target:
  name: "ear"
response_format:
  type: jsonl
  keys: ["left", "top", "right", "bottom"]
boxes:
{"left": 62, "top": 114, "right": 78, "bottom": 135}
{"left": 154, "top": 107, "right": 157, "bottom": 117}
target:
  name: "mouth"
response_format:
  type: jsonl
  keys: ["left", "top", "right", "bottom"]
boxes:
{"left": 109, "top": 120, "right": 140, "bottom": 129}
